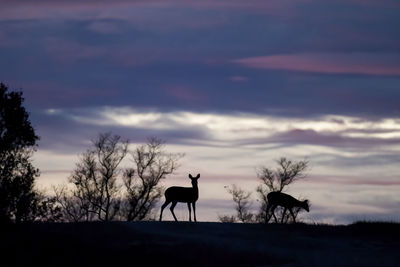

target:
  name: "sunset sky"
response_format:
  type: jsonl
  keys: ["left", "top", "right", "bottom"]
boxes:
{"left": 1, "top": 0, "right": 400, "bottom": 223}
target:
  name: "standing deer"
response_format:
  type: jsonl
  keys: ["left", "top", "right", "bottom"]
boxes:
{"left": 159, "top": 173, "right": 200, "bottom": 222}
{"left": 266, "top": 191, "right": 309, "bottom": 223}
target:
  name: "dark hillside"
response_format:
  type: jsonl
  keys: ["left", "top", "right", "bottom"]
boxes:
{"left": 1, "top": 221, "right": 399, "bottom": 266}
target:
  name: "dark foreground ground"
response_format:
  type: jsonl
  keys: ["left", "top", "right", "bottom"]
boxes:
{"left": 1, "top": 221, "right": 399, "bottom": 267}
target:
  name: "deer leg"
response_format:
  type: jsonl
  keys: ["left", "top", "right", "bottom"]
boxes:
{"left": 289, "top": 208, "right": 296, "bottom": 223}
{"left": 159, "top": 200, "right": 171, "bottom": 221}
{"left": 265, "top": 203, "right": 272, "bottom": 223}
{"left": 281, "top": 208, "right": 287, "bottom": 224}
{"left": 170, "top": 201, "right": 178, "bottom": 222}
{"left": 192, "top": 202, "right": 197, "bottom": 222}
{"left": 187, "top": 202, "right": 192, "bottom": 222}
{"left": 271, "top": 205, "right": 278, "bottom": 223}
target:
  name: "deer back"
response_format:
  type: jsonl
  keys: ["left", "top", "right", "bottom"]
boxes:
{"left": 165, "top": 186, "right": 198, "bottom": 203}
{"left": 268, "top": 191, "right": 301, "bottom": 209}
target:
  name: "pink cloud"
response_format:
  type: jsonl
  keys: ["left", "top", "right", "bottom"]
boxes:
{"left": 167, "top": 86, "right": 205, "bottom": 102}
{"left": 233, "top": 53, "right": 400, "bottom": 76}
{"left": 86, "top": 21, "right": 123, "bottom": 34}
{"left": 1, "top": 0, "right": 399, "bottom": 22}
{"left": 0, "top": 0, "right": 309, "bottom": 21}
{"left": 307, "top": 174, "right": 400, "bottom": 186}
{"left": 229, "top": 76, "right": 248, "bottom": 82}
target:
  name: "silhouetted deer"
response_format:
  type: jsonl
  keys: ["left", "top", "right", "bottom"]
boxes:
{"left": 266, "top": 191, "right": 309, "bottom": 223}
{"left": 159, "top": 173, "right": 200, "bottom": 222}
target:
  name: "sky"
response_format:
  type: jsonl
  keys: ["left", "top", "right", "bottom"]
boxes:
{"left": 1, "top": 0, "right": 400, "bottom": 224}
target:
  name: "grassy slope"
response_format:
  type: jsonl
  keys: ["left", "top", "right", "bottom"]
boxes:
{"left": 1, "top": 221, "right": 399, "bottom": 266}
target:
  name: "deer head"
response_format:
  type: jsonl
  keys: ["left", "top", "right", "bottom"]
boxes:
{"left": 303, "top": 200, "right": 310, "bottom": 212}
{"left": 189, "top": 173, "right": 200, "bottom": 186}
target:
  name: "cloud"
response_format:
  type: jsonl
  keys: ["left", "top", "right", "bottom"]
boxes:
{"left": 14, "top": 81, "right": 117, "bottom": 109}
{"left": 31, "top": 106, "right": 400, "bottom": 223}
{"left": 2, "top": 0, "right": 400, "bottom": 118}
{"left": 166, "top": 86, "right": 206, "bottom": 103}
{"left": 86, "top": 20, "right": 124, "bottom": 34}
{"left": 0, "top": 29, "right": 19, "bottom": 48}
{"left": 306, "top": 174, "right": 400, "bottom": 186}
{"left": 266, "top": 128, "right": 400, "bottom": 149}
{"left": 233, "top": 53, "right": 400, "bottom": 76}
{"left": 0, "top": 1, "right": 294, "bottom": 21}
{"left": 41, "top": 107, "right": 400, "bottom": 150}
{"left": 44, "top": 38, "right": 106, "bottom": 64}
{"left": 229, "top": 76, "right": 248, "bottom": 82}
{"left": 2, "top": 0, "right": 399, "bottom": 25}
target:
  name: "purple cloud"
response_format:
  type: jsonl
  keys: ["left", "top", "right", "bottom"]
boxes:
{"left": 271, "top": 128, "right": 400, "bottom": 148}
{"left": 229, "top": 76, "right": 248, "bottom": 82}
{"left": 307, "top": 174, "right": 400, "bottom": 186}
{"left": 44, "top": 38, "right": 106, "bottom": 64}
{"left": 233, "top": 53, "right": 400, "bottom": 76}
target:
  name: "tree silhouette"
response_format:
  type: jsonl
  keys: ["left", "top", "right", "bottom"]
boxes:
{"left": 122, "top": 137, "right": 183, "bottom": 221}
{"left": 256, "top": 157, "right": 308, "bottom": 223}
{"left": 0, "top": 83, "right": 40, "bottom": 224}
{"left": 218, "top": 214, "right": 236, "bottom": 223}
{"left": 224, "top": 184, "right": 254, "bottom": 223}
{"left": 32, "top": 190, "right": 63, "bottom": 222}
{"left": 54, "top": 134, "right": 182, "bottom": 222}
{"left": 55, "top": 133, "right": 128, "bottom": 222}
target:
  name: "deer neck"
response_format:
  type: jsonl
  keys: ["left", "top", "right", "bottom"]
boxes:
{"left": 294, "top": 199, "right": 303, "bottom": 208}
{"left": 191, "top": 181, "right": 199, "bottom": 193}
{"left": 301, "top": 200, "right": 309, "bottom": 211}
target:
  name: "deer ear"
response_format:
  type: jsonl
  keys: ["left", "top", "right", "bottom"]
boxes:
{"left": 196, "top": 173, "right": 200, "bottom": 179}
{"left": 189, "top": 174, "right": 193, "bottom": 178}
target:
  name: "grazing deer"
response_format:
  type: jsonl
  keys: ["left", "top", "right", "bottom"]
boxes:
{"left": 266, "top": 191, "right": 309, "bottom": 223}
{"left": 159, "top": 173, "right": 200, "bottom": 222}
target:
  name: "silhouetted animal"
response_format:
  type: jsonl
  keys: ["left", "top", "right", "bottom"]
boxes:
{"left": 159, "top": 173, "right": 200, "bottom": 222}
{"left": 266, "top": 191, "right": 309, "bottom": 223}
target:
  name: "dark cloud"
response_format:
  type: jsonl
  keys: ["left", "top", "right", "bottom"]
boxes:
{"left": 236, "top": 128, "right": 400, "bottom": 150}
{"left": 30, "top": 108, "right": 211, "bottom": 152}
{"left": 312, "top": 153, "right": 400, "bottom": 170}
{"left": 307, "top": 174, "right": 400, "bottom": 186}
{"left": 1, "top": 0, "right": 400, "bottom": 117}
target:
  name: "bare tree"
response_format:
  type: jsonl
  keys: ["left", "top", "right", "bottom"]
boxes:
{"left": 218, "top": 214, "right": 236, "bottom": 223}
{"left": 55, "top": 133, "right": 128, "bottom": 221}
{"left": 256, "top": 157, "right": 308, "bottom": 223}
{"left": 54, "top": 134, "right": 182, "bottom": 222}
{"left": 31, "top": 190, "right": 63, "bottom": 222}
{"left": 53, "top": 184, "right": 91, "bottom": 222}
{"left": 225, "top": 184, "right": 254, "bottom": 223}
{"left": 122, "top": 137, "right": 183, "bottom": 221}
